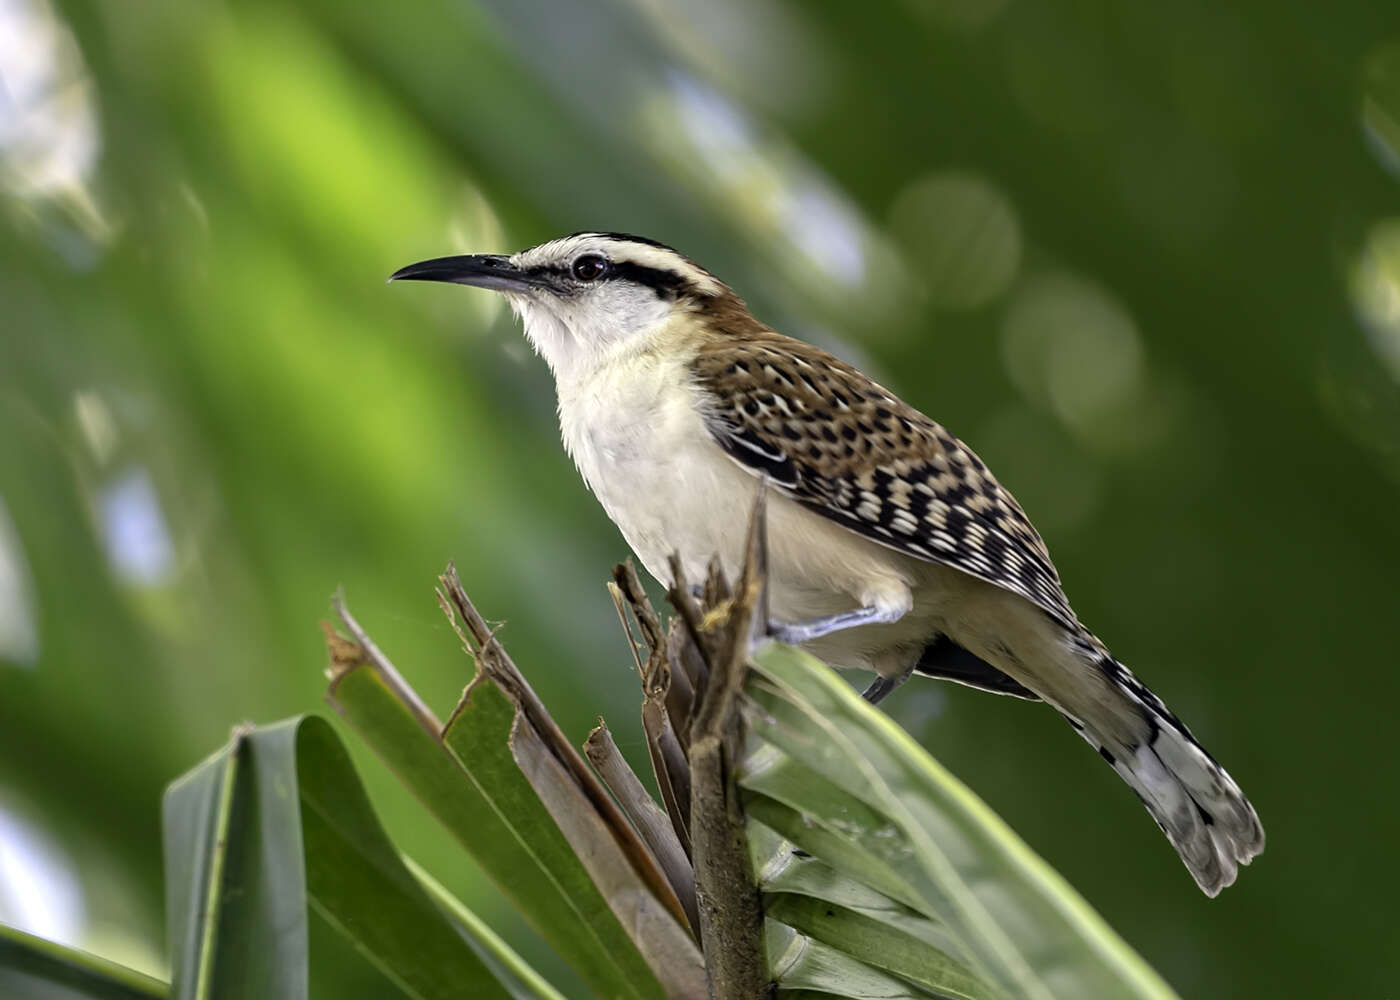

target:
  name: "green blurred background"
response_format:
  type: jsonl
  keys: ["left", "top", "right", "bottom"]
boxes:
{"left": 3, "top": 0, "right": 1399, "bottom": 995}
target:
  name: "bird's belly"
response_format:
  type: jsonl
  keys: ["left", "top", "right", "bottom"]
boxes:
{"left": 577, "top": 424, "right": 936, "bottom": 671}
{"left": 586, "top": 435, "right": 751, "bottom": 584}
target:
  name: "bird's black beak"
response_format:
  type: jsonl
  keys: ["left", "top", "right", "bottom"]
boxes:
{"left": 388, "top": 254, "right": 536, "bottom": 292}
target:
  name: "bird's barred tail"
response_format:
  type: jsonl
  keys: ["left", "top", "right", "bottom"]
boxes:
{"left": 1066, "top": 655, "right": 1265, "bottom": 896}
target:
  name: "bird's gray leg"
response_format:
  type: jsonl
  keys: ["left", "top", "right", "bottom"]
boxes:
{"left": 768, "top": 604, "right": 906, "bottom": 645}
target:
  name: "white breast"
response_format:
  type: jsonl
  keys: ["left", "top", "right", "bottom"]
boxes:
{"left": 556, "top": 344, "right": 739, "bottom": 582}
{"left": 552, "top": 331, "right": 940, "bottom": 676}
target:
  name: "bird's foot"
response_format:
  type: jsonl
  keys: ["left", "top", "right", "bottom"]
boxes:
{"left": 766, "top": 620, "right": 807, "bottom": 645}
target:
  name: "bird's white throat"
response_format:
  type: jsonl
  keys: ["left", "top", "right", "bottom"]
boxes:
{"left": 508, "top": 280, "right": 674, "bottom": 378}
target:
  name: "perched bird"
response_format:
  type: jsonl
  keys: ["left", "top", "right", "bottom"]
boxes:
{"left": 391, "top": 232, "right": 1263, "bottom": 895}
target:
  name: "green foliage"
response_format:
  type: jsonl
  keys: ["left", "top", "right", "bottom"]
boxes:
{"left": 744, "top": 644, "right": 1177, "bottom": 999}
{"left": 161, "top": 717, "right": 531, "bottom": 999}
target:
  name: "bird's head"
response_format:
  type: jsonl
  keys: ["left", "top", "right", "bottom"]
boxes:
{"left": 391, "top": 232, "right": 737, "bottom": 376}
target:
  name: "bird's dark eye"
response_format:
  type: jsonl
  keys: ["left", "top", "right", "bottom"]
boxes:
{"left": 571, "top": 255, "right": 608, "bottom": 281}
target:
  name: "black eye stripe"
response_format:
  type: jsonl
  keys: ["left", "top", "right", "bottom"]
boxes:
{"left": 607, "top": 261, "right": 688, "bottom": 297}
{"left": 526, "top": 260, "right": 692, "bottom": 299}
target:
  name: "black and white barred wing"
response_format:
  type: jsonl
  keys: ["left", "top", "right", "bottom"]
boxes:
{"left": 692, "top": 333, "right": 1079, "bottom": 630}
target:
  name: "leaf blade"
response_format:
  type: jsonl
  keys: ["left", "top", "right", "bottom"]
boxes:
{"left": 0, "top": 924, "right": 167, "bottom": 1000}
{"left": 162, "top": 716, "right": 528, "bottom": 999}
{"left": 329, "top": 663, "right": 669, "bottom": 1000}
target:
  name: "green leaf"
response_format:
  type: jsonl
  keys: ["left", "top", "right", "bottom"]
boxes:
{"left": 445, "top": 682, "right": 704, "bottom": 999}
{"left": 0, "top": 924, "right": 167, "bottom": 1000}
{"left": 328, "top": 663, "right": 674, "bottom": 1000}
{"left": 751, "top": 823, "right": 992, "bottom": 1000}
{"left": 162, "top": 716, "right": 541, "bottom": 999}
{"left": 766, "top": 919, "right": 945, "bottom": 999}
{"left": 741, "top": 643, "right": 1181, "bottom": 1000}
{"left": 401, "top": 856, "right": 568, "bottom": 1000}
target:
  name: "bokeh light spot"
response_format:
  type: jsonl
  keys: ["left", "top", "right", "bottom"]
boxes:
{"left": 890, "top": 171, "right": 1022, "bottom": 310}
{"left": 73, "top": 390, "right": 118, "bottom": 466}
{"left": 0, "top": 0, "right": 107, "bottom": 240}
{"left": 0, "top": 804, "right": 83, "bottom": 944}
{"left": 1351, "top": 218, "right": 1400, "bottom": 382}
{"left": 0, "top": 498, "right": 40, "bottom": 668}
{"left": 97, "top": 468, "right": 175, "bottom": 587}
{"left": 1000, "top": 271, "right": 1145, "bottom": 438}
{"left": 442, "top": 182, "right": 507, "bottom": 332}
